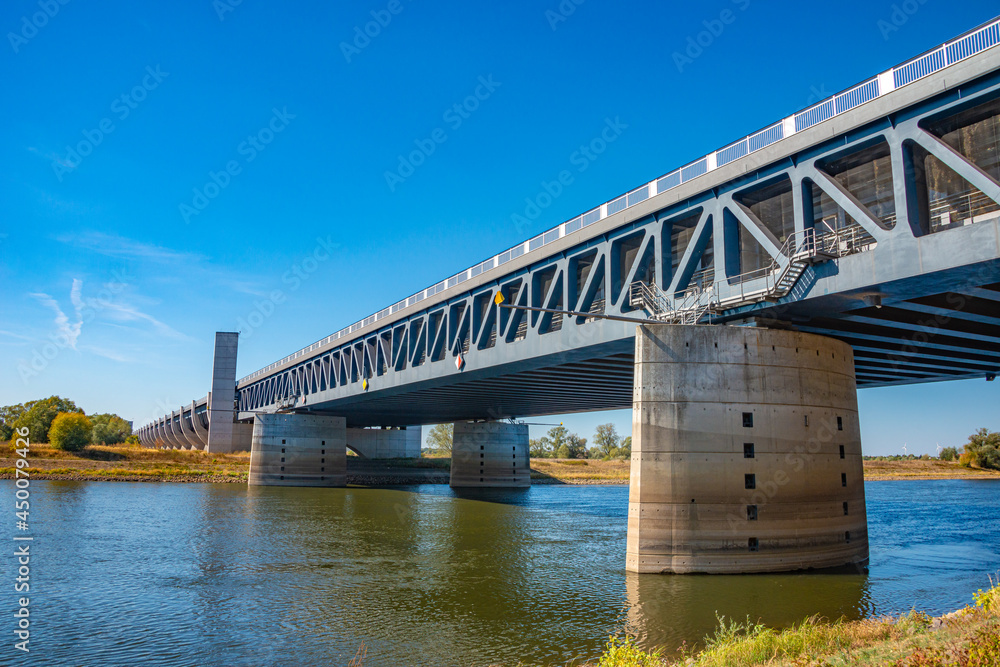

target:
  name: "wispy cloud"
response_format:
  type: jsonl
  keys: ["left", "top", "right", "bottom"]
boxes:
{"left": 99, "top": 301, "right": 193, "bottom": 341}
{"left": 56, "top": 231, "right": 207, "bottom": 264}
{"left": 29, "top": 279, "right": 84, "bottom": 349}
{"left": 82, "top": 345, "right": 133, "bottom": 363}
{"left": 28, "top": 145, "right": 74, "bottom": 170}
{"left": 0, "top": 330, "right": 31, "bottom": 341}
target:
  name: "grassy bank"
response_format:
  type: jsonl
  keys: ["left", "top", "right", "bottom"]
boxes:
{"left": 0, "top": 440, "right": 251, "bottom": 482}
{"left": 592, "top": 580, "right": 1000, "bottom": 666}
{"left": 863, "top": 458, "right": 1000, "bottom": 481}
{"left": 3, "top": 443, "right": 999, "bottom": 484}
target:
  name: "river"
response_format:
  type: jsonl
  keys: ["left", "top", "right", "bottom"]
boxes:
{"left": 3, "top": 479, "right": 999, "bottom": 666}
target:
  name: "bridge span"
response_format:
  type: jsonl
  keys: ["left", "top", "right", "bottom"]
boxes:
{"left": 138, "top": 18, "right": 1000, "bottom": 574}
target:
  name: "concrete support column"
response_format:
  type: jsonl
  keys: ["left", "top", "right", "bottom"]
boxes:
{"left": 207, "top": 332, "right": 239, "bottom": 453}
{"left": 190, "top": 401, "right": 210, "bottom": 449}
{"left": 450, "top": 422, "right": 530, "bottom": 488}
{"left": 178, "top": 406, "right": 203, "bottom": 450}
{"left": 346, "top": 427, "right": 421, "bottom": 459}
{"left": 248, "top": 414, "right": 346, "bottom": 487}
{"left": 166, "top": 413, "right": 184, "bottom": 450}
{"left": 626, "top": 324, "right": 868, "bottom": 574}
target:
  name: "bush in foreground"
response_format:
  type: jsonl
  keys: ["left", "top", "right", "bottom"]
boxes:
{"left": 591, "top": 579, "right": 1000, "bottom": 667}
{"left": 49, "top": 413, "right": 92, "bottom": 451}
{"left": 960, "top": 428, "right": 1000, "bottom": 470}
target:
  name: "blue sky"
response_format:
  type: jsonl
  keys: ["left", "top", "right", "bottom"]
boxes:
{"left": 1, "top": 0, "right": 997, "bottom": 454}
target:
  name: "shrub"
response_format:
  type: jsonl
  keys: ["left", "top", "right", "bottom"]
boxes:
{"left": 49, "top": 413, "right": 92, "bottom": 451}
{"left": 597, "top": 636, "right": 663, "bottom": 667}
{"left": 961, "top": 428, "right": 1000, "bottom": 470}
{"left": 90, "top": 413, "right": 132, "bottom": 445}
{"left": 10, "top": 396, "right": 82, "bottom": 443}
{"left": 940, "top": 446, "right": 958, "bottom": 461}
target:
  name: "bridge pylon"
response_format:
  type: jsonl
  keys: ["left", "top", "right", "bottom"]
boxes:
{"left": 450, "top": 421, "right": 530, "bottom": 488}
{"left": 626, "top": 324, "right": 869, "bottom": 574}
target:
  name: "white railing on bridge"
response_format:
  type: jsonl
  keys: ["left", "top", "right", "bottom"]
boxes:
{"left": 239, "top": 16, "right": 1000, "bottom": 384}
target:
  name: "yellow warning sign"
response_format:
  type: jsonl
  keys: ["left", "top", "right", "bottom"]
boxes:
{"left": 362, "top": 378, "right": 369, "bottom": 391}
{"left": 494, "top": 292, "right": 505, "bottom": 306}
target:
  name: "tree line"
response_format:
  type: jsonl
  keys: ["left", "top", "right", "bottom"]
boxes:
{"left": 424, "top": 422, "right": 631, "bottom": 460}
{"left": 858, "top": 429, "right": 1000, "bottom": 469}
{"left": 0, "top": 396, "right": 135, "bottom": 452}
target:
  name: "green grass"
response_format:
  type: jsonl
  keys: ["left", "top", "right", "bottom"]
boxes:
{"left": 590, "top": 580, "right": 1000, "bottom": 667}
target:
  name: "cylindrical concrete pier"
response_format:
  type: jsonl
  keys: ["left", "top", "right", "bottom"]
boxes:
{"left": 450, "top": 422, "right": 530, "bottom": 488}
{"left": 626, "top": 324, "right": 868, "bottom": 574}
{"left": 248, "top": 414, "right": 346, "bottom": 487}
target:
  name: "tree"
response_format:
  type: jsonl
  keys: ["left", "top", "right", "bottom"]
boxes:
{"left": 0, "top": 403, "right": 29, "bottom": 441}
{"left": 426, "top": 423, "right": 454, "bottom": 454}
{"left": 565, "top": 433, "right": 588, "bottom": 459}
{"left": 49, "top": 413, "right": 92, "bottom": 451}
{"left": 593, "top": 423, "right": 621, "bottom": 459}
{"left": 619, "top": 436, "right": 632, "bottom": 459}
{"left": 959, "top": 428, "right": 1000, "bottom": 470}
{"left": 538, "top": 425, "right": 588, "bottom": 459}
{"left": 90, "top": 413, "right": 132, "bottom": 445}
{"left": 529, "top": 438, "right": 550, "bottom": 459}
{"left": 12, "top": 396, "right": 82, "bottom": 443}
{"left": 939, "top": 446, "right": 958, "bottom": 461}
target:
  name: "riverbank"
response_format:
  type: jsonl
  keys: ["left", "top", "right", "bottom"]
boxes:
{"left": 3, "top": 442, "right": 999, "bottom": 484}
{"left": 863, "top": 458, "right": 1000, "bottom": 480}
{"left": 593, "top": 579, "right": 1000, "bottom": 667}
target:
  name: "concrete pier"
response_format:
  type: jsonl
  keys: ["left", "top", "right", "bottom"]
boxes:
{"left": 207, "top": 332, "right": 239, "bottom": 453}
{"left": 450, "top": 422, "right": 530, "bottom": 488}
{"left": 626, "top": 324, "right": 868, "bottom": 574}
{"left": 346, "top": 427, "right": 421, "bottom": 459}
{"left": 248, "top": 414, "right": 347, "bottom": 487}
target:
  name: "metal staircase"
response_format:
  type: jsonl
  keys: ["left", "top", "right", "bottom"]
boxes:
{"left": 630, "top": 223, "right": 876, "bottom": 324}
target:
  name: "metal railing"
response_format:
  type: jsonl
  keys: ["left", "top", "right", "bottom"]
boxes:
{"left": 240, "top": 16, "right": 1000, "bottom": 384}
{"left": 631, "top": 223, "right": 877, "bottom": 323}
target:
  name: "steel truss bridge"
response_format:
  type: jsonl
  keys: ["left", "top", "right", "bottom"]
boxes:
{"left": 228, "top": 19, "right": 1000, "bottom": 429}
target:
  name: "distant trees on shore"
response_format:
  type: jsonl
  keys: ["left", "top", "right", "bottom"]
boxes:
{"left": 0, "top": 396, "right": 133, "bottom": 450}
{"left": 530, "top": 423, "right": 631, "bottom": 460}
{"left": 422, "top": 421, "right": 631, "bottom": 460}
{"left": 862, "top": 429, "right": 999, "bottom": 469}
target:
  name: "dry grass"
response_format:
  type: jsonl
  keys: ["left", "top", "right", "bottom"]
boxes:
{"left": 530, "top": 458, "right": 630, "bottom": 483}
{"left": 0, "top": 441, "right": 250, "bottom": 482}
{"left": 862, "top": 459, "right": 1000, "bottom": 480}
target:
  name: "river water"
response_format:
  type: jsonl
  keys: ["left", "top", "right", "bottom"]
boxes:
{"left": 4, "top": 479, "right": 999, "bottom": 666}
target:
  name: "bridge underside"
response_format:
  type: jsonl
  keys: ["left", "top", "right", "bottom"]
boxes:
{"left": 297, "top": 343, "right": 636, "bottom": 428}
{"left": 728, "top": 264, "right": 1000, "bottom": 388}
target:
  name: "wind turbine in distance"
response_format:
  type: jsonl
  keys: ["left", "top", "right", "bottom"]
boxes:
{"left": 902, "top": 443, "right": 909, "bottom": 456}
{"left": 937, "top": 443, "right": 942, "bottom": 455}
